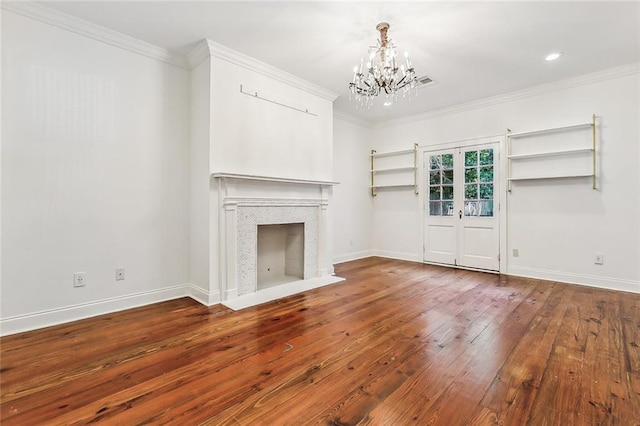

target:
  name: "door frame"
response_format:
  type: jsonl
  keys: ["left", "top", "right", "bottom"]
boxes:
{"left": 419, "top": 135, "right": 507, "bottom": 274}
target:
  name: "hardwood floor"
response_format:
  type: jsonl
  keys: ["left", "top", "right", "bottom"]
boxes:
{"left": 1, "top": 257, "right": 639, "bottom": 425}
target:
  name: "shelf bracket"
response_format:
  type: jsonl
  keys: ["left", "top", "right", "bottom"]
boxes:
{"left": 592, "top": 113, "right": 596, "bottom": 190}
{"left": 506, "top": 129, "right": 511, "bottom": 192}
{"left": 371, "top": 149, "right": 377, "bottom": 197}
{"left": 414, "top": 143, "right": 419, "bottom": 195}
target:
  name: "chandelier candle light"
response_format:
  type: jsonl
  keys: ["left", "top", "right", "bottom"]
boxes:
{"left": 349, "top": 22, "right": 418, "bottom": 108}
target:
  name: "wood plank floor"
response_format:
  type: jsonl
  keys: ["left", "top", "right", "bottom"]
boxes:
{"left": 2, "top": 257, "right": 639, "bottom": 425}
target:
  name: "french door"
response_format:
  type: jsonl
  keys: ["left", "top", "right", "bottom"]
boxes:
{"left": 423, "top": 143, "right": 499, "bottom": 271}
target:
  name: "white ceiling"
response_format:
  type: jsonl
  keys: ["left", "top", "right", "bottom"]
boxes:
{"left": 38, "top": 1, "right": 640, "bottom": 124}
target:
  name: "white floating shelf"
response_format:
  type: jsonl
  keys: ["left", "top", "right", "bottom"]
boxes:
{"left": 508, "top": 148, "right": 593, "bottom": 160}
{"left": 371, "top": 184, "right": 416, "bottom": 189}
{"left": 507, "top": 122, "right": 592, "bottom": 138}
{"left": 370, "top": 167, "right": 416, "bottom": 173}
{"left": 370, "top": 149, "right": 414, "bottom": 158}
{"left": 508, "top": 173, "right": 593, "bottom": 182}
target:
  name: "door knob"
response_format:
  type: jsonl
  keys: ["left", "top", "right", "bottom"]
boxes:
{"left": 458, "top": 210, "right": 462, "bottom": 219}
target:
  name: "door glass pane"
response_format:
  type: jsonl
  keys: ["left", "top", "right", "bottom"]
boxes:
{"left": 479, "top": 201, "right": 494, "bottom": 216}
{"left": 465, "top": 168, "right": 477, "bottom": 183}
{"left": 442, "top": 186, "right": 454, "bottom": 200}
{"left": 430, "top": 186, "right": 441, "bottom": 200}
{"left": 479, "top": 184, "right": 493, "bottom": 199}
{"left": 479, "top": 166, "right": 493, "bottom": 182}
{"left": 464, "top": 201, "right": 477, "bottom": 216}
{"left": 479, "top": 149, "right": 493, "bottom": 165}
{"left": 442, "top": 169, "right": 454, "bottom": 184}
{"left": 442, "top": 201, "right": 454, "bottom": 216}
{"left": 465, "top": 151, "right": 477, "bottom": 167}
{"left": 429, "top": 201, "right": 441, "bottom": 215}
{"left": 430, "top": 156, "right": 441, "bottom": 170}
{"left": 430, "top": 171, "right": 440, "bottom": 185}
{"left": 428, "top": 154, "right": 454, "bottom": 216}
{"left": 442, "top": 154, "right": 454, "bottom": 169}
{"left": 465, "top": 184, "right": 478, "bottom": 200}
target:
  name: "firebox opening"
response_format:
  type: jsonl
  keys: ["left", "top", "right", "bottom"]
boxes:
{"left": 257, "top": 223, "right": 304, "bottom": 290}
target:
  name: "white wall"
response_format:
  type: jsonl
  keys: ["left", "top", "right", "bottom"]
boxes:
{"left": 370, "top": 67, "right": 640, "bottom": 292}
{"left": 332, "top": 117, "right": 374, "bottom": 263}
{"left": 189, "top": 58, "right": 214, "bottom": 302}
{"left": 1, "top": 10, "right": 192, "bottom": 333}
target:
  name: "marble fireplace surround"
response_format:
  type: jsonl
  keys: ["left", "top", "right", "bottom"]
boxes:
{"left": 238, "top": 205, "right": 317, "bottom": 294}
{"left": 214, "top": 173, "right": 344, "bottom": 310}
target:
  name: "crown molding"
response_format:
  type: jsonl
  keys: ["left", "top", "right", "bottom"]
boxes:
{"left": 186, "top": 38, "right": 212, "bottom": 69}
{"left": 333, "top": 111, "right": 374, "bottom": 129}
{"left": 2, "top": 2, "right": 190, "bottom": 70}
{"left": 374, "top": 62, "right": 640, "bottom": 129}
{"left": 187, "top": 39, "right": 339, "bottom": 102}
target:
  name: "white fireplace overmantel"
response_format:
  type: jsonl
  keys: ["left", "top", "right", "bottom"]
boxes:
{"left": 212, "top": 172, "right": 339, "bottom": 306}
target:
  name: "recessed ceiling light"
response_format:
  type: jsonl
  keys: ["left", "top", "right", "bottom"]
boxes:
{"left": 383, "top": 101, "right": 392, "bottom": 107}
{"left": 545, "top": 52, "right": 563, "bottom": 61}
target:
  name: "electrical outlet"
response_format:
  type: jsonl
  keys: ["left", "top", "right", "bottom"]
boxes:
{"left": 512, "top": 249, "right": 519, "bottom": 257}
{"left": 594, "top": 253, "right": 604, "bottom": 265}
{"left": 74, "top": 272, "right": 86, "bottom": 287}
{"left": 349, "top": 239, "right": 354, "bottom": 246}
{"left": 116, "top": 268, "right": 125, "bottom": 281}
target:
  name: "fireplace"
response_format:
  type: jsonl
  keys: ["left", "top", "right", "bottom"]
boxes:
{"left": 213, "top": 173, "right": 343, "bottom": 309}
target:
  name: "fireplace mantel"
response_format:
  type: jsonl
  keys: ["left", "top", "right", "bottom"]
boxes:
{"left": 212, "top": 172, "right": 339, "bottom": 186}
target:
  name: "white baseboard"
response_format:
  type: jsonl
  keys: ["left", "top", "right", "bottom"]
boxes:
{"left": 0, "top": 284, "right": 191, "bottom": 336}
{"left": 224, "top": 288, "right": 238, "bottom": 301}
{"left": 373, "top": 250, "right": 422, "bottom": 263}
{"left": 319, "top": 266, "right": 335, "bottom": 276}
{"left": 1, "top": 272, "right": 343, "bottom": 335}
{"left": 333, "top": 250, "right": 375, "bottom": 264}
{"left": 507, "top": 266, "right": 640, "bottom": 294}
{"left": 188, "top": 284, "right": 221, "bottom": 306}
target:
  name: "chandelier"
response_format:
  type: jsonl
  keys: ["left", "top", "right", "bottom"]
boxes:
{"left": 349, "top": 22, "right": 418, "bottom": 107}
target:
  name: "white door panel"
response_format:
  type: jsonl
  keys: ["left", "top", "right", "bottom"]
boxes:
{"left": 425, "top": 224, "right": 456, "bottom": 264}
{"left": 459, "top": 223, "right": 499, "bottom": 270}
